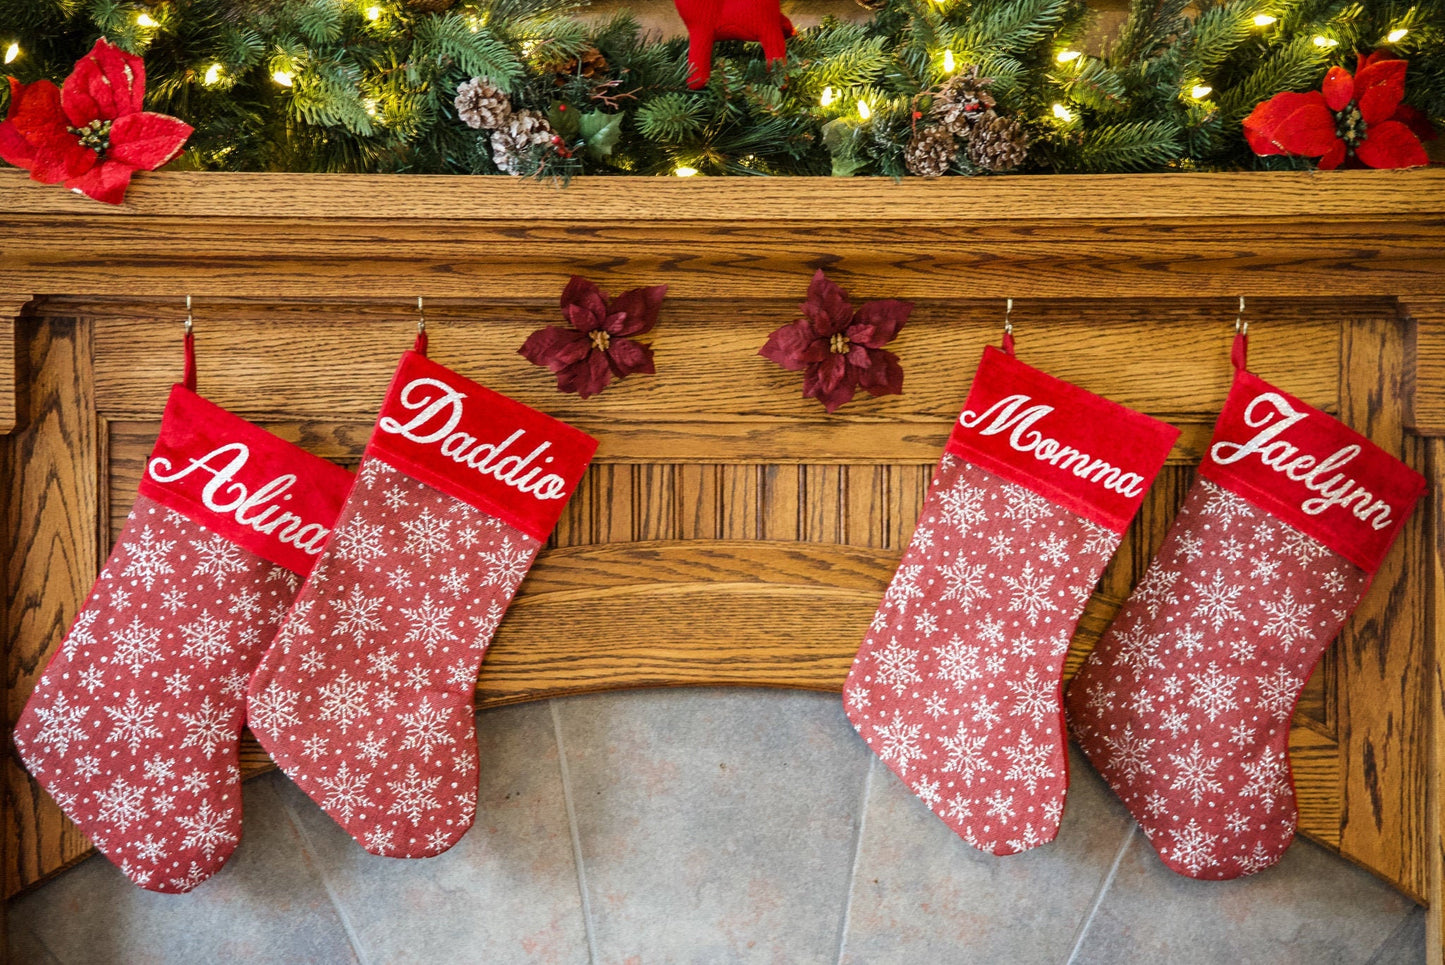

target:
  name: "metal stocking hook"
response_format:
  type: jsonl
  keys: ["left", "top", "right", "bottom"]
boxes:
{"left": 184, "top": 294, "right": 193, "bottom": 335}
{"left": 1233, "top": 295, "right": 1247, "bottom": 337}
{"left": 417, "top": 295, "right": 426, "bottom": 334}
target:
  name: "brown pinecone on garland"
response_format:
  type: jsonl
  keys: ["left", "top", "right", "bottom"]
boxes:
{"left": 964, "top": 111, "right": 1030, "bottom": 172}
{"left": 456, "top": 78, "right": 512, "bottom": 131}
{"left": 553, "top": 47, "right": 610, "bottom": 85}
{"left": 491, "top": 110, "right": 557, "bottom": 175}
{"left": 931, "top": 69, "right": 996, "bottom": 136}
{"left": 904, "top": 126, "right": 957, "bottom": 178}
{"left": 405, "top": 0, "right": 456, "bottom": 11}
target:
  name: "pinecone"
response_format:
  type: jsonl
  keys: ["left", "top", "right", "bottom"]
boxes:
{"left": 930, "top": 69, "right": 996, "bottom": 136}
{"left": 553, "top": 47, "right": 610, "bottom": 85}
{"left": 490, "top": 110, "right": 557, "bottom": 176}
{"left": 964, "top": 111, "right": 1030, "bottom": 172}
{"left": 404, "top": 0, "right": 456, "bottom": 11}
{"left": 904, "top": 126, "right": 957, "bottom": 178}
{"left": 455, "top": 78, "right": 512, "bottom": 131}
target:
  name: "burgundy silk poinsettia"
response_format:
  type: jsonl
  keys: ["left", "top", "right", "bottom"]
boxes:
{"left": 0, "top": 38, "right": 192, "bottom": 204}
{"left": 759, "top": 270, "right": 912, "bottom": 413}
{"left": 520, "top": 276, "right": 668, "bottom": 398}
{"left": 1244, "top": 51, "right": 1434, "bottom": 170}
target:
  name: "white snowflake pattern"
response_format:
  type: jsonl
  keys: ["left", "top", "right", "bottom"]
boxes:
{"left": 94, "top": 777, "right": 148, "bottom": 831}
{"left": 1229, "top": 721, "right": 1256, "bottom": 747}
{"left": 1255, "top": 665, "right": 1303, "bottom": 719}
{"left": 1007, "top": 667, "right": 1055, "bottom": 726}
{"left": 1174, "top": 624, "right": 1205, "bottom": 658}
{"left": 358, "top": 731, "right": 387, "bottom": 765}
{"left": 1104, "top": 723, "right": 1156, "bottom": 779}
{"left": 330, "top": 586, "right": 387, "bottom": 643}
{"left": 1249, "top": 555, "right": 1281, "bottom": 584}
{"left": 873, "top": 639, "right": 922, "bottom": 696}
{"left": 318, "top": 671, "right": 371, "bottom": 733}
{"left": 317, "top": 761, "right": 374, "bottom": 822}
{"left": 388, "top": 765, "right": 443, "bottom": 825}
{"left": 400, "top": 507, "right": 453, "bottom": 564}
{"left": 874, "top": 712, "right": 924, "bottom": 775}
{"left": 382, "top": 486, "right": 411, "bottom": 510}
{"left": 940, "top": 559, "right": 991, "bottom": 611}
{"left": 987, "top": 533, "right": 1015, "bottom": 558}
{"left": 913, "top": 612, "right": 939, "bottom": 637}
{"left": 190, "top": 533, "right": 247, "bottom": 586}
{"left": 439, "top": 567, "right": 470, "bottom": 597}
{"left": 923, "top": 692, "right": 949, "bottom": 719}
{"left": 1240, "top": 747, "right": 1291, "bottom": 809}
{"left": 1002, "top": 561, "right": 1058, "bottom": 626}
{"left": 1038, "top": 532, "right": 1071, "bottom": 566}
{"left": 386, "top": 567, "right": 414, "bottom": 591}
{"left": 400, "top": 593, "right": 459, "bottom": 655}
{"left": 104, "top": 691, "right": 163, "bottom": 753}
{"left": 177, "top": 801, "right": 237, "bottom": 858}
{"left": 112, "top": 617, "right": 163, "bottom": 675}
{"left": 74, "top": 755, "right": 101, "bottom": 780}
{"left": 1200, "top": 482, "right": 1253, "bottom": 526}
{"left": 1113, "top": 624, "right": 1165, "bottom": 678}
{"left": 335, "top": 518, "right": 387, "bottom": 566}
{"left": 970, "top": 696, "right": 1001, "bottom": 728}
{"left": 1133, "top": 567, "right": 1180, "bottom": 618}
{"left": 226, "top": 588, "right": 262, "bottom": 621}
{"left": 1175, "top": 532, "right": 1205, "bottom": 561}
{"left": 1191, "top": 570, "right": 1244, "bottom": 631}
{"left": 469, "top": 601, "right": 506, "bottom": 642}
{"left": 1168, "top": 819, "right": 1219, "bottom": 875}
{"left": 1003, "top": 733, "right": 1055, "bottom": 794}
{"left": 122, "top": 526, "right": 177, "bottom": 590}
{"left": 1187, "top": 662, "right": 1240, "bottom": 721}
{"left": 1168, "top": 741, "right": 1224, "bottom": 804}
{"left": 399, "top": 697, "right": 456, "bottom": 761}
{"left": 1281, "top": 529, "right": 1327, "bottom": 565}
{"left": 1260, "top": 588, "right": 1315, "bottom": 647}
{"left": 1217, "top": 536, "right": 1246, "bottom": 563}
{"left": 250, "top": 682, "right": 302, "bottom": 733}
{"left": 939, "top": 725, "right": 991, "bottom": 784}
{"left": 984, "top": 790, "right": 1015, "bottom": 820}
{"left": 1160, "top": 710, "right": 1191, "bottom": 737}
{"left": 913, "top": 777, "right": 942, "bottom": 809}
{"left": 179, "top": 610, "right": 234, "bottom": 668}
{"left": 178, "top": 696, "right": 231, "bottom": 758}
{"left": 62, "top": 609, "right": 99, "bottom": 658}
{"left": 1001, "top": 484, "right": 1052, "bottom": 532}
{"left": 938, "top": 480, "right": 988, "bottom": 535}
{"left": 932, "top": 635, "right": 982, "bottom": 691}
{"left": 32, "top": 693, "right": 90, "bottom": 756}
{"left": 882, "top": 564, "right": 924, "bottom": 615}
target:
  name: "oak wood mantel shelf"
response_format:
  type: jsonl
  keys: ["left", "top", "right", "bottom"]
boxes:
{"left": 3, "top": 168, "right": 1444, "bottom": 960}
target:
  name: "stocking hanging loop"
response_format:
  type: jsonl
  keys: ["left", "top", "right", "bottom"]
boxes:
{"left": 414, "top": 295, "right": 429, "bottom": 355}
{"left": 1001, "top": 297, "right": 1016, "bottom": 355}
{"left": 1230, "top": 295, "right": 1248, "bottom": 372}
{"left": 183, "top": 294, "right": 197, "bottom": 392}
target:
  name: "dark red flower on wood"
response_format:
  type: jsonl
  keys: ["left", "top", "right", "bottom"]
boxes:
{"left": 759, "top": 270, "right": 911, "bottom": 413}
{"left": 520, "top": 276, "right": 667, "bottom": 398}
{"left": 1244, "top": 51, "right": 1433, "bottom": 170}
{"left": 0, "top": 38, "right": 192, "bottom": 204}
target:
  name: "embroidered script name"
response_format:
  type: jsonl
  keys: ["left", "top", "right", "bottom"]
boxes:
{"left": 147, "top": 444, "right": 332, "bottom": 554}
{"left": 958, "top": 394, "right": 1146, "bottom": 498}
{"left": 1210, "top": 391, "right": 1394, "bottom": 530}
{"left": 378, "top": 377, "right": 569, "bottom": 500}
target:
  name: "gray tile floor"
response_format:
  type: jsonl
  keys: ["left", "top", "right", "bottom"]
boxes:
{"left": 8, "top": 690, "right": 1427, "bottom": 965}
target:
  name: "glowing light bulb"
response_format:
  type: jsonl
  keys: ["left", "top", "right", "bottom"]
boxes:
{"left": 3, "top": 43, "right": 18, "bottom": 65}
{"left": 366, "top": 5, "right": 381, "bottom": 19}
{"left": 1190, "top": 84, "right": 1213, "bottom": 99}
{"left": 203, "top": 63, "right": 222, "bottom": 85}
{"left": 136, "top": 12, "right": 158, "bottom": 27}
{"left": 1252, "top": 14, "right": 1277, "bottom": 26}
{"left": 1052, "top": 102, "right": 1074, "bottom": 122}
{"left": 857, "top": 99, "right": 871, "bottom": 120}
{"left": 272, "top": 69, "right": 294, "bottom": 87}
{"left": 364, "top": 98, "right": 378, "bottom": 116}
{"left": 1387, "top": 28, "right": 1408, "bottom": 42}
{"left": 674, "top": 165, "right": 699, "bottom": 177}
{"left": 1313, "top": 35, "right": 1339, "bottom": 48}
{"left": 1055, "top": 49, "right": 1082, "bottom": 64}
{"left": 820, "top": 86, "right": 836, "bottom": 107}
{"left": 941, "top": 49, "right": 956, "bottom": 72}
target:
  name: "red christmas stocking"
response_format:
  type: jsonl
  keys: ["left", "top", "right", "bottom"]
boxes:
{"left": 247, "top": 338, "right": 596, "bottom": 858}
{"left": 1066, "top": 334, "right": 1424, "bottom": 879}
{"left": 845, "top": 342, "right": 1177, "bottom": 855}
{"left": 13, "top": 349, "right": 350, "bottom": 893}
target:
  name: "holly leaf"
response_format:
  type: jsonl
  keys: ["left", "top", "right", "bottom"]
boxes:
{"left": 579, "top": 111, "right": 623, "bottom": 160}
{"left": 546, "top": 101, "right": 580, "bottom": 140}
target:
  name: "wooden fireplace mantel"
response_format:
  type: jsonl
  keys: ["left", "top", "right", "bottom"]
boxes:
{"left": 2, "top": 168, "right": 1444, "bottom": 958}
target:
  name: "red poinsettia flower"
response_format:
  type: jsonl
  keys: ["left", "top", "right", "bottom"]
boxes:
{"left": 0, "top": 38, "right": 192, "bottom": 204}
{"left": 759, "top": 270, "right": 911, "bottom": 413}
{"left": 1244, "top": 51, "right": 1434, "bottom": 170}
{"left": 520, "top": 276, "right": 667, "bottom": 398}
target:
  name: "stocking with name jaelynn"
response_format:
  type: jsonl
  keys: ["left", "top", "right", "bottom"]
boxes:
{"left": 13, "top": 332, "right": 352, "bottom": 893}
{"left": 1066, "top": 330, "right": 1425, "bottom": 880}
{"left": 845, "top": 333, "right": 1178, "bottom": 855}
{"left": 247, "top": 332, "right": 596, "bottom": 859}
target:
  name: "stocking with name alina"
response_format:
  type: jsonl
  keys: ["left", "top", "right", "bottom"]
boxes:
{"left": 13, "top": 342, "right": 350, "bottom": 893}
{"left": 845, "top": 341, "right": 1178, "bottom": 855}
{"left": 247, "top": 336, "right": 596, "bottom": 858}
{"left": 1065, "top": 333, "right": 1425, "bottom": 879}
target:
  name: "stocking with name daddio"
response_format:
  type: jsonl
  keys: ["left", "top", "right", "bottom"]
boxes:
{"left": 247, "top": 334, "right": 596, "bottom": 858}
{"left": 1066, "top": 332, "right": 1425, "bottom": 880}
{"left": 14, "top": 339, "right": 351, "bottom": 893}
{"left": 845, "top": 339, "right": 1177, "bottom": 855}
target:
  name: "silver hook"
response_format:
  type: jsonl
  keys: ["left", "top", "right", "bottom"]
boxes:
{"left": 417, "top": 296, "right": 426, "bottom": 334}
{"left": 1004, "top": 297, "right": 1014, "bottom": 336}
{"left": 185, "top": 294, "right": 193, "bottom": 335}
{"left": 1233, "top": 296, "right": 1247, "bottom": 336}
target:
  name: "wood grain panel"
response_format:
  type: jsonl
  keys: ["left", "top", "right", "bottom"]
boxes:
{"left": 0, "top": 296, "right": 31, "bottom": 435}
{"left": 1426, "top": 440, "right": 1445, "bottom": 961}
{"left": 1408, "top": 297, "right": 1445, "bottom": 436}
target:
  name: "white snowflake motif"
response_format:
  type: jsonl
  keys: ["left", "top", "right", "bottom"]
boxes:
{"left": 932, "top": 636, "right": 982, "bottom": 692}
{"left": 482, "top": 536, "right": 531, "bottom": 586}
{"left": 299, "top": 650, "right": 326, "bottom": 674}
{"left": 1001, "top": 484, "right": 1052, "bottom": 532}
{"left": 944, "top": 794, "right": 973, "bottom": 822}
{"left": 1187, "top": 662, "right": 1240, "bottom": 721}
{"left": 1081, "top": 521, "right": 1118, "bottom": 558}
{"left": 153, "top": 793, "right": 176, "bottom": 815}
{"left": 1005, "top": 824, "right": 1044, "bottom": 854}
{"left": 317, "top": 761, "right": 374, "bottom": 822}
{"left": 447, "top": 661, "right": 475, "bottom": 687}
{"left": 1255, "top": 665, "right": 1303, "bottom": 719}
{"left": 403, "top": 665, "right": 431, "bottom": 691}
{"left": 1104, "top": 723, "right": 1156, "bottom": 779}
{"left": 400, "top": 593, "right": 459, "bottom": 655}
{"left": 400, "top": 696, "right": 456, "bottom": 761}
{"left": 1010, "top": 636, "right": 1037, "bottom": 660}
{"left": 367, "top": 649, "right": 400, "bottom": 681}
{"left": 1225, "top": 811, "right": 1252, "bottom": 835}
{"left": 93, "top": 777, "right": 147, "bottom": 831}
{"left": 882, "top": 564, "right": 924, "bottom": 615}
{"left": 111, "top": 587, "right": 132, "bottom": 610}
{"left": 940, "top": 559, "right": 991, "bottom": 612}
{"left": 1191, "top": 570, "right": 1244, "bottom": 631}
{"left": 181, "top": 769, "right": 210, "bottom": 794}
{"left": 78, "top": 665, "right": 105, "bottom": 694}
{"left": 911, "top": 526, "right": 936, "bottom": 552}
{"left": 122, "top": 526, "right": 176, "bottom": 590}
{"left": 913, "top": 777, "right": 942, "bottom": 809}
{"left": 386, "top": 568, "right": 414, "bottom": 592}
{"left": 1249, "top": 555, "right": 1281, "bottom": 584}
{"left": 1168, "top": 819, "right": 1219, "bottom": 875}
{"left": 250, "top": 682, "right": 302, "bottom": 733}
{"left": 318, "top": 671, "right": 371, "bottom": 733}
{"left": 970, "top": 696, "right": 1001, "bottom": 729}
{"left": 913, "top": 612, "right": 939, "bottom": 637}
{"left": 984, "top": 790, "right": 1015, "bottom": 820}
{"left": 1281, "top": 529, "right": 1327, "bottom": 565}
{"left": 358, "top": 731, "right": 387, "bottom": 765}
{"left": 1321, "top": 569, "right": 1349, "bottom": 595}
{"left": 359, "top": 458, "right": 386, "bottom": 488}
{"left": 1200, "top": 482, "right": 1253, "bottom": 527}
{"left": 1229, "top": 721, "right": 1256, "bottom": 747}
{"left": 143, "top": 755, "right": 175, "bottom": 782}
{"left": 190, "top": 533, "right": 247, "bottom": 586}
{"left": 873, "top": 638, "right": 922, "bottom": 696}
{"left": 330, "top": 586, "right": 387, "bottom": 643}
{"left": 177, "top": 801, "right": 237, "bottom": 858}
{"left": 1261, "top": 588, "right": 1315, "bottom": 647}
{"left": 104, "top": 691, "right": 163, "bottom": 753}
{"left": 1003, "top": 733, "right": 1055, "bottom": 794}
{"left": 1113, "top": 624, "right": 1164, "bottom": 678}
{"left": 1038, "top": 532, "right": 1071, "bottom": 567}
{"left": 976, "top": 615, "right": 1006, "bottom": 645}
{"left": 1218, "top": 537, "right": 1246, "bottom": 563}
{"left": 136, "top": 834, "right": 166, "bottom": 861}
{"left": 1175, "top": 624, "right": 1205, "bottom": 658}
{"left": 74, "top": 755, "right": 101, "bottom": 780}
{"left": 1175, "top": 533, "right": 1205, "bottom": 563}
{"left": 439, "top": 567, "right": 470, "bottom": 597}
{"left": 366, "top": 828, "right": 396, "bottom": 856}
{"left": 33, "top": 693, "right": 89, "bottom": 756}
{"left": 389, "top": 765, "right": 443, "bottom": 825}
{"left": 400, "top": 507, "right": 453, "bottom": 565}
{"left": 266, "top": 565, "right": 301, "bottom": 592}
{"left": 987, "top": 533, "right": 1015, "bottom": 558}
{"left": 1007, "top": 667, "right": 1055, "bottom": 726}
{"left": 1133, "top": 567, "right": 1180, "bottom": 619}
{"left": 1160, "top": 710, "right": 1191, "bottom": 737}
{"left": 382, "top": 485, "right": 411, "bottom": 510}
{"left": 938, "top": 479, "right": 988, "bottom": 535}
{"left": 874, "top": 711, "right": 924, "bottom": 775}
{"left": 1161, "top": 676, "right": 1184, "bottom": 698}
{"left": 939, "top": 725, "right": 991, "bottom": 785}
{"left": 226, "top": 588, "right": 262, "bottom": 622}
{"left": 1002, "top": 561, "right": 1058, "bottom": 626}
{"left": 922, "top": 692, "right": 949, "bottom": 719}
{"left": 179, "top": 610, "right": 234, "bottom": 668}
{"left": 1239, "top": 842, "right": 1276, "bottom": 876}
{"left": 1169, "top": 741, "right": 1224, "bottom": 804}
{"left": 1144, "top": 791, "right": 1169, "bottom": 817}
{"left": 1083, "top": 681, "right": 1116, "bottom": 716}
{"left": 1128, "top": 689, "right": 1157, "bottom": 717}
{"left": 335, "top": 518, "right": 387, "bottom": 567}
{"left": 178, "top": 696, "right": 231, "bottom": 758}
{"left": 1240, "top": 747, "right": 1291, "bottom": 809}
{"left": 456, "top": 526, "right": 482, "bottom": 549}
{"left": 62, "top": 610, "right": 99, "bottom": 658}
{"left": 469, "top": 601, "right": 506, "bottom": 643}
{"left": 112, "top": 617, "right": 163, "bottom": 675}
{"left": 169, "top": 863, "right": 209, "bottom": 893}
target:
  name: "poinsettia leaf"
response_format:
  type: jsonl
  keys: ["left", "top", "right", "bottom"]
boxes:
{"left": 759, "top": 320, "right": 826, "bottom": 370}
{"left": 62, "top": 38, "right": 145, "bottom": 127}
{"left": 605, "top": 284, "right": 667, "bottom": 336}
{"left": 557, "top": 350, "right": 614, "bottom": 398}
{"left": 813, "top": 352, "right": 849, "bottom": 392}
{"left": 1321, "top": 67, "right": 1354, "bottom": 113}
{"left": 802, "top": 270, "right": 853, "bottom": 335}
{"left": 1, "top": 78, "right": 80, "bottom": 182}
{"left": 1243, "top": 91, "right": 1328, "bottom": 156}
{"left": 1318, "top": 140, "right": 1348, "bottom": 170}
{"left": 65, "top": 158, "right": 134, "bottom": 205}
{"left": 858, "top": 348, "right": 904, "bottom": 397}
{"left": 1354, "top": 57, "right": 1407, "bottom": 125}
{"left": 847, "top": 298, "right": 912, "bottom": 348}
{"left": 520, "top": 325, "right": 591, "bottom": 371}
{"left": 1354, "top": 119, "right": 1430, "bottom": 169}
{"left": 108, "top": 111, "right": 192, "bottom": 171}
{"left": 560, "top": 275, "right": 608, "bottom": 332}
{"left": 1273, "top": 100, "right": 1340, "bottom": 157}
{"left": 1392, "top": 103, "right": 1438, "bottom": 143}
{"left": 801, "top": 366, "right": 856, "bottom": 412}
{"left": 606, "top": 336, "right": 654, "bottom": 377}
{"left": 0, "top": 119, "right": 33, "bottom": 169}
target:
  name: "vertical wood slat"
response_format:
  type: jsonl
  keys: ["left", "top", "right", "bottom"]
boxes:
{"left": 1426, "top": 439, "right": 1445, "bottom": 965}
{"left": 0, "top": 296, "right": 32, "bottom": 436}
{"left": 3, "top": 316, "right": 98, "bottom": 897}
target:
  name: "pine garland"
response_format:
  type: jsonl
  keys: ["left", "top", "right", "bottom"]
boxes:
{"left": 0, "top": 0, "right": 1441, "bottom": 177}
